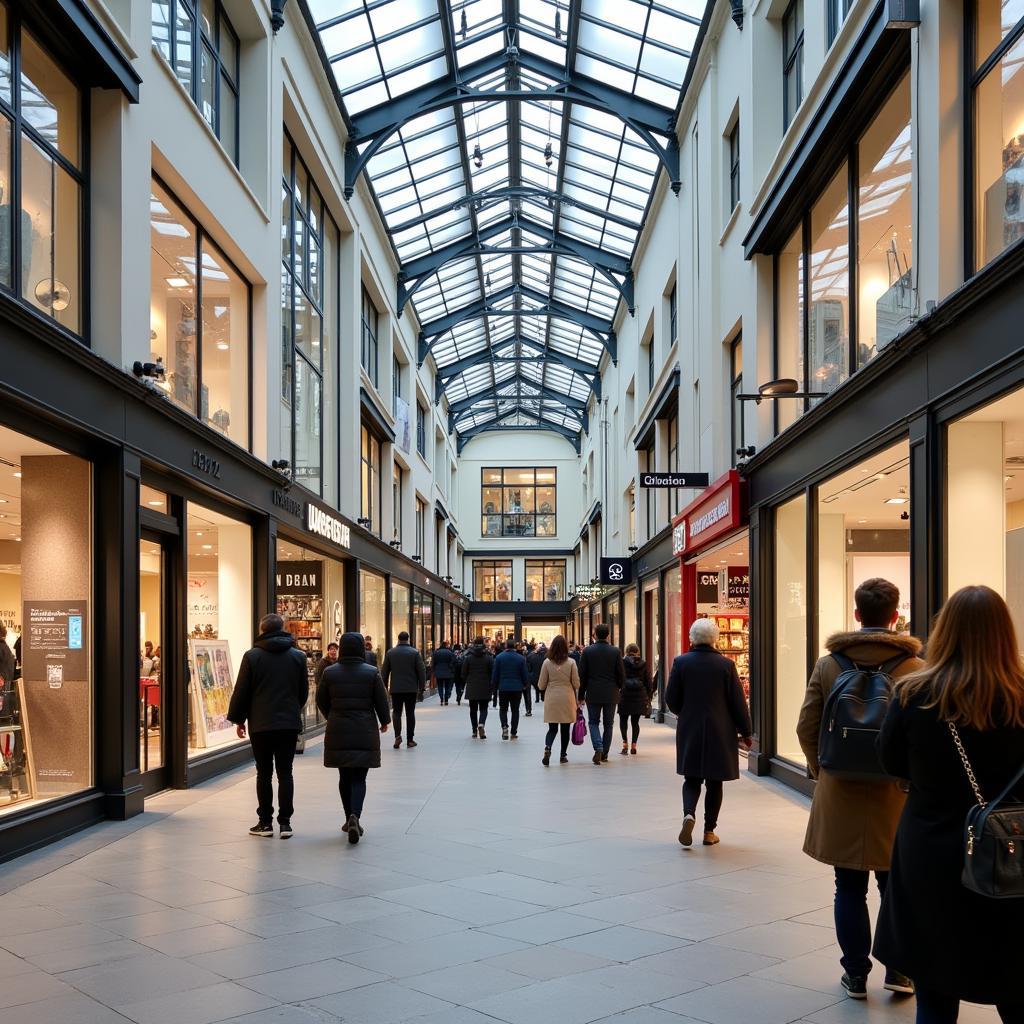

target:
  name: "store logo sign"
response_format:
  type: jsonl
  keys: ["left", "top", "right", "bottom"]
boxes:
{"left": 306, "top": 504, "right": 350, "bottom": 548}
{"left": 672, "top": 522, "right": 686, "bottom": 555}
{"left": 273, "top": 488, "right": 302, "bottom": 518}
{"left": 689, "top": 496, "right": 730, "bottom": 543}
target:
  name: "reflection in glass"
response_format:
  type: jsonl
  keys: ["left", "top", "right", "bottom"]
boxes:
{"left": 474, "top": 560, "right": 512, "bottom": 602}
{"left": 809, "top": 163, "right": 849, "bottom": 397}
{"left": 295, "top": 354, "right": 321, "bottom": 492}
{"left": 391, "top": 581, "right": 411, "bottom": 649}
{"left": 775, "top": 494, "right": 807, "bottom": 766}
{"left": 776, "top": 226, "right": 804, "bottom": 432}
{"left": 20, "top": 30, "right": 79, "bottom": 165}
{"left": 976, "top": 0, "right": 1024, "bottom": 68}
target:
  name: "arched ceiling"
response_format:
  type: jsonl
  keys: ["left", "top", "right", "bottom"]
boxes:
{"left": 303, "top": 0, "right": 706, "bottom": 449}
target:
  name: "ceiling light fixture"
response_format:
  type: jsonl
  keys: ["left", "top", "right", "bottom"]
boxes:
{"left": 148, "top": 500, "right": 164, "bottom": 507}
{"left": 885, "top": 497, "right": 908, "bottom": 505}
{"left": 165, "top": 277, "right": 190, "bottom": 289}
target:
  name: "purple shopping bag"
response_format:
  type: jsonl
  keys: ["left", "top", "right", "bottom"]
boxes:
{"left": 571, "top": 708, "right": 587, "bottom": 746}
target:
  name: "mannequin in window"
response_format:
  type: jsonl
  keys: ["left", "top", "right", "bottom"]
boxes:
{"left": 497, "top": 580, "right": 510, "bottom": 601}
{"left": 0, "top": 181, "right": 37, "bottom": 294}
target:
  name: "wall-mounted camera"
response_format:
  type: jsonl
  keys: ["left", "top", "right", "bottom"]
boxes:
{"left": 132, "top": 359, "right": 166, "bottom": 392}
{"left": 270, "top": 458, "right": 294, "bottom": 491}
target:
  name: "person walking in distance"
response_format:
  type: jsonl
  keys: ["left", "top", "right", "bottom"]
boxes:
{"left": 453, "top": 643, "right": 466, "bottom": 705}
{"left": 314, "top": 641, "right": 339, "bottom": 687}
{"left": 527, "top": 642, "right": 547, "bottom": 706}
{"left": 796, "top": 578, "right": 922, "bottom": 1000}
{"left": 381, "top": 631, "right": 425, "bottom": 749}
{"left": 227, "top": 613, "right": 309, "bottom": 839}
{"left": 432, "top": 639, "right": 456, "bottom": 705}
{"left": 316, "top": 632, "right": 391, "bottom": 843}
{"left": 462, "top": 637, "right": 495, "bottom": 738}
{"left": 666, "top": 618, "right": 752, "bottom": 847}
{"left": 493, "top": 637, "right": 528, "bottom": 740}
{"left": 522, "top": 643, "right": 534, "bottom": 717}
{"left": 364, "top": 635, "right": 378, "bottom": 667}
{"left": 579, "top": 623, "right": 625, "bottom": 764}
{"left": 619, "top": 643, "right": 654, "bottom": 755}
{"left": 538, "top": 635, "right": 580, "bottom": 765}
{"left": 874, "top": 587, "right": 1024, "bottom": 1023}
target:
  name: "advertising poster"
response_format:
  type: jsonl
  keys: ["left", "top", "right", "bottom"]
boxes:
{"left": 696, "top": 571, "right": 720, "bottom": 605}
{"left": 187, "top": 573, "right": 219, "bottom": 638}
{"left": 727, "top": 566, "right": 750, "bottom": 601}
{"left": 187, "top": 638, "right": 235, "bottom": 748}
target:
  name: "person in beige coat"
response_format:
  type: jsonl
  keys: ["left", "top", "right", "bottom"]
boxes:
{"left": 796, "top": 578, "right": 923, "bottom": 1000}
{"left": 538, "top": 634, "right": 580, "bottom": 766}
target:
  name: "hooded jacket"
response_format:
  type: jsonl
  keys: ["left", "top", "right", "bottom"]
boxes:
{"left": 461, "top": 644, "right": 496, "bottom": 701}
{"left": 227, "top": 630, "right": 309, "bottom": 734}
{"left": 796, "top": 629, "right": 923, "bottom": 871}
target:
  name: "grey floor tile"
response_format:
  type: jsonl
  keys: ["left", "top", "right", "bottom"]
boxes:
{"left": 116, "top": 982, "right": 275, "bottom": 1024}
{"left": 340, "top": 929, "right": 528, "bottom": 977}
{"left": 361, "top": 908, "right": 469, "bottom": 943}
{"left": 139, "top": 923, "right": 261, "bottom": 958}
{"left": 556, "top": 924, "right": 691, "bottom": 961}
{"left": 633, "top": 942, "right": 780, "bottom": 984}
{"left": 238, "top": 958, "right": 386, "bottom": 1001}
{"left": 0, "top": 947, "right": 40, "bottom": 979}
{"left": 25, "top": 938, "right": 154, "bottom": 975}
{"left": 0, "top": 992, "right": 131, "bottom": 1024}
{"left": 0, "top": 969, "right": 75, "bottom": 1008}
{"left": 482, "top": 943, "right": 616, "bottom": 980}
{"left": 707, "top": 921, "right": 837, "bottom": 959}
{"left": 58, "top": 952, "right": 225, "bottom": 1006}
{"left": 1, "top": 923, "right": 125, "bottom": 958}
{"left": 400, "top": 962, "right": 533, "bottom": 1002}
{"left": 106, "top": 908, "right": 216, "bottom": 939}
{"left": 656, "top": 976, "right": 841, "bottom": 1024}
{"left": 594, "top": 1009, "right": 704, "bottom": 1024}
{"left": 480, "top": 909, "right": 609, "bottom": 944}
{"left": 468, "top": 973, "right": 647, "bottom": 1024}
{"left": 310, "top": 979, "right": 455, "bottom": 1022}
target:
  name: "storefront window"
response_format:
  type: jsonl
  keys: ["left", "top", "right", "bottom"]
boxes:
{"left": 0, "top": 430, "right": 92, "bottom": 818}
{"left": 481, "top": 467, "right": 556, "bottom": 537}
{"left": 665, "top": 566, "right": 682, "bottom": 667}
{"left": 474, "top": 560, "right": 512, "bottom": 601}
{"left": 622, "top": 587, "right": 637, "bottom": 649}
{"left": 606, "top": 595, "right": 621, "bottom": 647}
{"left": 391, "top": 580, "right": 410, "bottom": 650}
{"left": 359, "top": 569, "right": 385, "bottom": 666}
{"left": 525, "top": 559, "right": 565, "bottom": 601}
{"left": 776, "top": 226, "right": 804, "bottom": 433}
{"left": 150, "top": 179, "right": 250, "bottom": 446}
{"left": 185, "top": 503, "right": 252, "bottom": 757}
{"left": 275, "top": 537, "right": 344, "bottom": 731}
{"left": 809, "top": 164, "right": 850, "bottom": 397}
{"left": 642, "top": 579, "right": 661, "bottom": 708}
{"left": 692, "top": 537, "right": 750, "bottom": 702}
{"left": 775, "top": 494, "right": 807, "bottom": 765}
{"left": 947, "top": 385, "right": 1024, "bottom": 639}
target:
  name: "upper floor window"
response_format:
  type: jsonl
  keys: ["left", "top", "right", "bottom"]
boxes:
{"left": 150, "top": 177, "right": 250, "bottom": 446}
{"left": 526, "top": 559, "right": 566, "bottom": 601}
{"left": 481, "top": 467, "right": 556, "bottom": 538}
{"left": 360, "top": 423, "right": 381, "bottom": 537}
{"left": 361, "top": 286, "right": 378, "bottom": 387}
{"left": 643, "top": 441, "right": 656, "bottom": 539}
{"left": 667, "top": 412, "right": 680, "bottom": 515}
{"left": 415, "top": 497, "right": 426, "bottom": 558}
{"left": 628, "top": 485, "right": 636, "bottom": 548}
{"left": 646, "top": 338, "right": 655, "bottom": 394}
{"left": 0, "top": 9, "right": 84, "bottom": 335}
{"left": 473, "top": 560, "right": 512, "bottom": 601}
{"left": 416, "top": 402, "right": 426, "bottom": 457}
{"left": 728, "top": 120, "right": 741, "bottom": 211}
{"left": 783, "top": 0, "right": 804, "bottom": 131}
{"left": 730, "top": 334, "right": 744, "bottom": 464}
{"left": 669, "top": 283, "right": 678, "bottom": 346}
{"left": 392, "top": 463, "right": 402, "bottom": 542}
{"left": 973, "top": 2, "right": 1024, "bottom": 270}
{"left": 153, "top": 0, "right": 239, "bottom": 163}
{"left": 774, "top": 73, "right": 912, "bottom": 432}
{"left": 392, "top": 355, "right": 401, "bottom": 413}
{"left": 827, "top": 0, "right": 854, "bottom": 47}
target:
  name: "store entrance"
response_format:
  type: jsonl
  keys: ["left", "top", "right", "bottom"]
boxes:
{"left": 520, "top": 621, "right": 564, "bottom": 646}
{"left": 139, "top": 530, "right": 173, "bottom": 794}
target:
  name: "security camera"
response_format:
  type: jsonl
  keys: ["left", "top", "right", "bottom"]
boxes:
{"left": 736, "top": 445, "right": 756, "bottom": 458}
{"left": 271, "top": 459, "right": 290, "bottom": 472}
{"left": 133, "top": 359, "right": 166, "bottom": 380}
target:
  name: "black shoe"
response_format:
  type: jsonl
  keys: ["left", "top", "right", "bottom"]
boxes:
{"left": 394, "top": 737, "right": 402, "bottom": 749}
{"left": 525, "top": 711, "right": 532, "bottom": 717}
{"left": 841, "top": 974, "right": 867, "bottom": 1000}
{"left": 592, "top": 750, "right": 602, "bottom": 765}
{"left": 560, "top": 754, "right": 569, "bottom": 764}
{"left": 883, "top": 970, "right": 914, "bottom": 995}
{"left": 542, "top": 748, "right": 551, "bottom": 766}
{"left": 502, "top": 727, "right": 509, "bottom": 740}
{"left": 279, "top": 821, "right": 293, "bottom": 840}
{"left": 249, "top": 821, "right": 273, "bottom": 838}
{"left": 601, "top": 751, "right": 609, "bottom": 762}
{"left": 407, "top": 739, "right": 417, "bottom": 748}
{"left": 347, "top": 814, "right": 361, "bottom": 844}
{"left": 478, "top": 726, "right": 486, "bottom": 739}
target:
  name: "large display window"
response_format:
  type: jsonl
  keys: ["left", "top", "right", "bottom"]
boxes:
{"left": 692, "top": 536, "right": 750, "bottom": 701}
{"left": 359, "top": 569, "right": 386, "bottom": 665}
{"left": 0, "top": 426, "right": 92, "bottom": 817}
{"left": 622, "top": 588, "right": 637, "bottom": 650}
{"left": 947, "top": 386, "right": 1024, "bottom": 639}
{"left": 185, "top": 502, "right": 251, "bottom": 757}
{"left": 775, "top": 494, "right": 807, "bottom": 765}
{"left": 642, "top": 578, "right": 661, "bottom": 708}
{"left": 391, "top": 580, "right": 410, "bottom": 649}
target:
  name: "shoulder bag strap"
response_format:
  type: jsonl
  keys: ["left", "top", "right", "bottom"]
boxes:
{"left": 949, "top": 721, "right": 1024, "bottom": 811}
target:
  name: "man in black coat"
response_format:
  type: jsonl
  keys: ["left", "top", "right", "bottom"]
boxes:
{"left": 228, "top": 613, "right": 309, "bottom": 839}
{"left": 431, "top": 640, "right": 456, "bottom": 705}
{"left": 314, "top": 642, "right": 338, "bottom": 687}
{"left": 665, "top": 617, "right": 752, "bottom": 848}
{"left": 526, "top": 642, "right": 547, "bottom": 704}
{"left": 461, "top": 638, "right": 495, "bottom": 738}
{"left": 382, "top": 631, "right": 426, "bottom": 749}
{"left": 579, "top": 624, "right": 626, "bottom": 765}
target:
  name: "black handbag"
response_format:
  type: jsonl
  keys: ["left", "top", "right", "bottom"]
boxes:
{"left": 949, "top": 722, "right": 1024, "bottom": 899}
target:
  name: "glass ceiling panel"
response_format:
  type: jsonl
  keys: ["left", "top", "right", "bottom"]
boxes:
{"left": 317, "top": 0, "right": 708, "bottom": 437}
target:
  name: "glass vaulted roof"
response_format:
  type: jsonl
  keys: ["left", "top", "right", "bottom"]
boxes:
{"left": 308, "top": 0, "right": 705, "bottom": 443}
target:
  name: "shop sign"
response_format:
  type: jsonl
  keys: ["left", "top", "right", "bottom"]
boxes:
{"left": 727, "top": 566, "right": 750, "bottom": 600}
{"left": 599, "top": 557, "right": 632, "bottom": 586}
{"left": 673, "top": 470, "right": 746, "bottom": 557}
{"left": 306, "top": 504, "right": 351, "bottom": 548}
{"left": 191, "top": 448, "right": 222, "bottom": 480}
{"left": 672, "top": 521, "right": 686, "bottom": 556}
{"left": 697, "top": 572, "right": 720, "bottom": 604}
{"left": 275, "top": 561, "right": 322, "bottom": 596}
{"left": 640, "top": 472, "right": 709, "bottom": 489}
{"left": 22, "top": 601, "right": 88, "bottom": 683}
{"left": 272, "top": 488, "right": 302, "bottom": 518}
{"left": 574, "top": 583, "right": 604, "bottom": 601}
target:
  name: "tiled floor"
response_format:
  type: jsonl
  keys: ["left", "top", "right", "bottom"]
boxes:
{"left": 0, "top": 700, "right": 999, "bottom": 1024}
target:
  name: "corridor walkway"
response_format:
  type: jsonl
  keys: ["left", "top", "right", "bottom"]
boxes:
{"left": 0, "top": 704, "right": 997, "bottom": 1024}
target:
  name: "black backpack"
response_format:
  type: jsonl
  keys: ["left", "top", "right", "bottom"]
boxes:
{"left": 818, "top": 652, "right": 907, "bottom": 779}
{"left": 623, "top": 659, "right": 646, "bottom": 693}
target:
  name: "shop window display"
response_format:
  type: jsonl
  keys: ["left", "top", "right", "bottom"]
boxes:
{"left": 693, "top": 539, "right": 750, "bottom": 701}
{"left": 775, "top": 494, "right": 807, "bottom": 765}
{"left": 139, "top": 536, "right": 164, "bottom": 774}
{"left": 0, "top": 426, "right": 92, "bottom": 817}
{"left": 359, "top": 569, "right": 386, "bottom": 666}
{"left": 391, "top": 580, "right": 410, "bottom": 650}
{"left": 186, "top": 503, "right": 251, "bottom": 756}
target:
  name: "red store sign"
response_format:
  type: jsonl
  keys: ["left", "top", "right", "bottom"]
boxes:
{"left": 671, "top": 470, "right": 747, "bottom": 558}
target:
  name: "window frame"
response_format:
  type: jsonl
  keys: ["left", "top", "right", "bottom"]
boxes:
{"left": 416, "top": 402, "right": 427, "bottom": 458}
{"left": 730, "top": 333, "right": 745, "bottom": 464}
{"left": 525, "top": 558, "right": 567, "bottom": 601}
{"left": 415, "top": 497, "right": 426, "bottom": 559}
{"left": 361, "top": 284, "right": 379, "bottom": 388}
{"left": 359, "top": 422, "right": 382, "bottom": 537}
{"left": 728, "top": 119, "right": 741, "bottom": 211}
{"left": 783, "top": 0, "right": 805, "bottom": 131}
{"left": 480, "top": 467, "right": 558, "bottom": 538}
{"left": 392, "top": 462, "right": 402, "bottom": 543}
{"left": 392, "top": 354, "right": 401, "bottom": 414}
{"left": 827, "top": 0, "right": 854, "bottom": 47}
{"left": 643, "top": 441, "right": 656, "bottom": 539}
{"left": 473, "top": 559, "right": 514, "bottom": 602}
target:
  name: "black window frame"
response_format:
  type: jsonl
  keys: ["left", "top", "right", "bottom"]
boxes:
{"left": 154, "top": 0, "right": 240, "bottom": 164}
{"left": 392, "top": 354, "right": 401, "bottom": 414}
{"left": 392, "top": 462, "right": 402, "bottom": 543}
{"left": 730, "top": 333, "right": 745, "bottom": 464}
{"left": 359, "top": 421, "right": 382, "bottom": 538}
{"left": 783, "top": 0, "right": 805, "bottom": 131}
{"left": 361, "top": 285, "right": 379, "bottom": 387}
{"left": 827, "top": 0, "right": 854, "bottom": 47}
{"left": 728, "top": 119, "right": 741, "bottom": 211}
{"left": 525, "top": 559, "right": 566, "bottom": 601}
{"left": 416, "top": 402, "right": 427, "bottom": 457}
{"left": 0, "top": 8, "right": 89, "bottom": 340}
{"left": 473, "top": 559, "right": 513, "bottom": 602}
{"left": 646, "top": 338, "right": 655, "bottom": 394}
{"left": 669, "top": 283, "right": 678, "bottom": 346}
{"left": 643, "top": 441, "right": 656, "bottom": 539}
{"left": 667, "top": 411, "right": 680, "bottom": 516}
{"left": 415, "top": 497, "right": 426, "bottom": 558}
{"left": 480, "top": 467, "right": 557, "bottom": 538}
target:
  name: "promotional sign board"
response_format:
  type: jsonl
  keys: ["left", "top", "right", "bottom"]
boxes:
{"left": 672, "top": 470, "right": 747, "bottom": 558}
{"left": 22, "top": 601, "right": 88, "bottom": 681}
{"left": 640, "top": 472, "right": 709, "bottom": 489}
{"left": 599, "top": 557, "right": 632, "bottom": 586}
{"left": 696, "top": 571, "right": 720, "bottom": 604}
{"left": 275, "top": 561, "right": 323, "bottom": 596}
{"left": 727, "top": 566, "right": 750, "bottom": 600}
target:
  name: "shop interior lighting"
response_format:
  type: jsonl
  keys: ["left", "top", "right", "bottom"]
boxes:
{"left": 884, "top": 497, "right": 908, "bottom": 505}
{"left": 12, "top": 471, "right": 21, "bottom": 478}
{"left": 165, "top": 277, "right": 190, "bottom": 288}
{"left": 202, "top": 543, "right": 213, "bottom": 549}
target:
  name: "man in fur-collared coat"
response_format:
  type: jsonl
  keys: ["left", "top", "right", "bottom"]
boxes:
{"left": 796, "top": 578, "right": 923, "bottom": 1000}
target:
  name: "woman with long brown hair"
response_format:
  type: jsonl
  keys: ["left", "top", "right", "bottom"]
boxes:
{"left": 875, "top": 586, "right": 1024, "bottom": 1022}
{"left": 538, "top": 634, "right": 580, "bottom": 766}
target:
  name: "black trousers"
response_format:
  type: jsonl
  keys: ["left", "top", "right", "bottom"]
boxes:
{"left": 499, "top": 692, "right": 522, "bottom": 734}
{"left": 338, "top": 767, "right": 369, "bottom": 818}
{"left": 682, "top": 776, "right": 724, "bottom": 831}
{"left": 523, "top": 684, "right": 532, "bottom": 713}
{"left": 391, "top": 692, "right": 417, "bottom": 740}
{"left": 469, "top": 699, "right": 489, "bottom": 731}
{"left": 250, "top": 729, "right": 298, "bottom": 825}
{"left": 545, "top": 722, "right": 571, "bottom": 756}
{"left": 916, "top": 988, "right": 1024, "bottom": 1024}
{"left": 619, "top": 711, "right": 641, "bottom": 743}
{"left": 833, "top": 868, "right": 887, "bottom": 979}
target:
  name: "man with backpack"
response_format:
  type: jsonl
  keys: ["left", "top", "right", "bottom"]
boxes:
{"left": 796, "top": 578, "right": 923, "bottom": 1001}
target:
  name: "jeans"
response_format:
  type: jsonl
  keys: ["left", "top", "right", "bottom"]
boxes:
{"left": 545, "top": 722, "right": 571, "bottom": 756}
{"left": 833, "top": 868, "right": 888, "bottom": 979}
{"left": 619, "top": 711, "right": 641, "bottom": 744}
{"left": 250, "top": 730, "right": 298, "bottom": 825}
{"left": 338, "top": 767, "right": 369, "bottom": 818}
{"left": 436, "top": 677, "right": 454, "bottom": 702}
{"left": 469, "top": 699, "right": 489, "bottom": 731}
{"left": 916, "top": 988, "right": 1024, "bottom": 1024}
{"left": 587, "top": 701, "right": 616, "bottom": 754}
{"left": 499, "top": 692, "right": 522, "bottom": 734}
{"left": 682, "top": 777, "right": 723, "bottom": 831}
{"left": 391, "top": 693, "right": 417, "bottom": 741}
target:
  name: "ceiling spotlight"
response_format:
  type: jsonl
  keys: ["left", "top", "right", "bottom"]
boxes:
{"left": 472, "top": 143, "right": 483, "bottom": 169}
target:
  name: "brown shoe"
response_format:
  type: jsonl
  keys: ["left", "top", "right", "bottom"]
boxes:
{"left": 393, "top": 737, "right": 401, "bottom": 749}
{"left": 678, "top": 814, "right": 695, "bottom": 848}
{"left": 347, "top": 814, "right": 361, "bottom": 844}
{"left": 621, "top": 743, "right": 629, "bottom": 755}
{"left": 592, "top": 750, "right": 602, "bottom": 765}
{"left": 703, "top": 830, "right": 720, "bottom": 846}
{"left": 407, "top": 739, "right": 417, "bottom": 748}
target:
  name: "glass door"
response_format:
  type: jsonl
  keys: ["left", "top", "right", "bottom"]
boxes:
{"left": 139, "top": 531, "right": 170, "bottom": 793}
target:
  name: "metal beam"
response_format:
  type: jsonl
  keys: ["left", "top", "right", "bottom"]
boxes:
{"left": 447, "top": 379, "right": 588, "bottom": 416}
{"left": 456, "top": 415, "right": 582, "bottom": 454}
{"left": 432, "top": 346, "right": 601, "bottom": 401}
{"left": 344, "top": 49, "right": 680, "bottom": 198}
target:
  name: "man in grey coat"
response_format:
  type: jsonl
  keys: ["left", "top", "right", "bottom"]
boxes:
{"left": 382, "top": 631, "right": 426, "bottom": 749}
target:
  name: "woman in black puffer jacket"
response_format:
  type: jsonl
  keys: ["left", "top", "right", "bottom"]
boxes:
{"left": 619, "top": 644, "right": 654, "bottom": 755}
{"left": 316, "top": 632, "right": 391, "bottom": 843}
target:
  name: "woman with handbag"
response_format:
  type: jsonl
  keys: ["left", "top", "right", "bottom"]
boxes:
{"left": 875, "top": 586, "right": 1024, "bottom": 1023}
{"left": 619, "top": 644, "right": 653, "bottom": 755}
{"left": 538, "top": 634, "right": 580, "bottom": 766}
